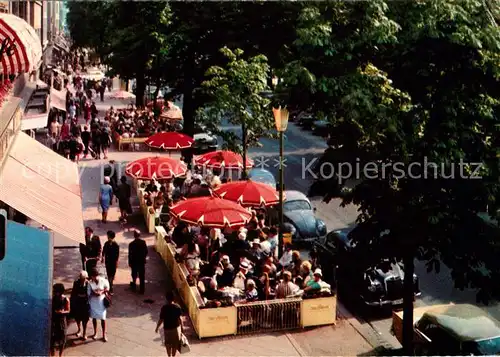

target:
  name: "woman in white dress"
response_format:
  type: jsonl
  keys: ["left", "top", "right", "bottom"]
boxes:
{"left": 87, "top": 268, "right": 110, "bottom": 342}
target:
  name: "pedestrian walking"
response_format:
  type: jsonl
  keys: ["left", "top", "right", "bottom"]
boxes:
{"left": 100, "top": 127, "right": 111, "bottom": 159}
{"left": 117, "top": 175, "right": 132, "bottom": 222}
{"left": 91, "top": 126, "right": 102, "bottom": 159}
{"left": 84, "top": 101, "right": 91, "bottom": 125}
{"left": 81, "top": 126, "right": 91, "bottom": 158}
{"left": 155, "top": 292, "right": 183, "bottom": 357}
{"left": 86, "top": 234, "right": 102, "bottom": 272}
{"left": 99, "top": 84, "right": 105, "bottom": 102}
{"left": 88, "top": 268, "right": 110, "bottom": 342}
{"left": 70, "top": 271, "right": 90, "bottom": 340}
{"left": 102, "top": 231, "right": 119, "bottom": 293}
{"left": 128, "top": 230, "right": 148, "bottom": 294}
{"left": 80, "top": 227, "right": 93, "bottom": 270}
{"left": 98, "top": 176, "right": 114, "bottom": 223}
{"left": 91, "top": 101, "right": 98, "bottom": 121}
{"left": 50, "top": 283, "right": 70, "bottom": 357}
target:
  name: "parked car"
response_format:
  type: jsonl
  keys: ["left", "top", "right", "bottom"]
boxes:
{"left": 392, "top": 304, "right": 500, "bottom": 355}
{"left": 311, "top": 120, "right": 331, "bottom": 137}
{"left": 268, "top": 190, "right": 327, "bottom": 244}
{"left": 177, "top": 123, "right": 218, "bottom": 153}
{"left": 247, "top": 168, "right": 276, "bottom": 187}
{"left": 314, "top": 229, "right": 420, "bottom": 309}
{"left": 297, "top": 115, "right": 316, "bottom": 130}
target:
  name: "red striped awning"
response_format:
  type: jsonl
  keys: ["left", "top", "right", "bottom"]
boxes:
{"left": 0, "top": 13, "right": 42, "bottom": 76}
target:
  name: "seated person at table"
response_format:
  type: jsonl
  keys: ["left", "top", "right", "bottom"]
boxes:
{"left": 233, "top": 261, "right": 250, "bottom": 290}
{"left": 262, "top": 256, "right": 277, "bottom": 278}
{"left": 278, "top": 243, "right": 293, "bottom": 270}
{"left": 300, "top": 261, "right": 314, "bottom": 287}
{"left": 275, "top": 271, "right": 299, "bottom": 299}
{"left": 180, "top": 235, "right": 201, "bottom": 276}
{"left": 243, "top": 279, "right": 259, "bottom": 302}
{"left": 198, "top": 277, "right": 223, "bottom": 302}
{"left": 172, "top": 222, "right": 190, "bottom": 247}
{"left": 303, "top": 269, "right": 326, "bottom": 294}
{"left": 216, "top": 255, "right": 235, "bottom": 288}
{"left": 249, "top": 239, "right": 264, "bottom": 263}
{"left": 289, "top": 251, "right": 303, "bottom": 278}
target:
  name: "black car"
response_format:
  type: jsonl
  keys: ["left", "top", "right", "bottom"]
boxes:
{"left": 314, "top": 229, "right": 421, "bottom": 310}
{"left": 297, "top": 115, "right": 316, "bottom": 130}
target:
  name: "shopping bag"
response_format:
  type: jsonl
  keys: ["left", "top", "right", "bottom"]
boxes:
{"left": 179, "top": 333, "right": 190, "bottom": 354}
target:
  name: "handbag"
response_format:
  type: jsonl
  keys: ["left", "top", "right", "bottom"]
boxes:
{"left": 179, "top": 333, "right": 190, "bottom": 354}
{"left": 103, "top": 291, "right": 112, "bottom": 308}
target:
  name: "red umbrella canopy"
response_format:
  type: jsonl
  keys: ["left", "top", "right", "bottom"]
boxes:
{"left": 145, "top": 132, "right": 194, "bottom": 150}
{"left": 125, "top": 156, "right": 187, "bottom": 180}
{"left": 170, "top": 196, "right": 252, "bottom": 228}
{"left": 214, "top": 180, "right": 282, "bottom": 207}
{"left": 195, "top": 150, "right": 254, "bottom": 169}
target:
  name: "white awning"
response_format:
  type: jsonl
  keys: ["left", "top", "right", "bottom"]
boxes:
{"left": 21, "top": 112, "right": 48, "bottom": 130}
{"left": 50, "top": 88, "right": 66, "bottom": 111}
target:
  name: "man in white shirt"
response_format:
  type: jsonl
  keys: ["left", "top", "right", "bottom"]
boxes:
{"left": 279, "top": 243, "right": 293, "bottom": 269}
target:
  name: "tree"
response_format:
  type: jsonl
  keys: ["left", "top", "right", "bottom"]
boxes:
{"left": 159, "top": 2, "right": 303, "bottom": 136}
{"left": 104, "top": 2, "right": 171, "bottom": 107}
{"left": 285, "top": 0, "right": 500, "bottom": 354}
{"left": 198, "top": 47, "right": 274, "bottom": 176}
{"left": 66, "top": 2, "right": 113, "bottom": 58}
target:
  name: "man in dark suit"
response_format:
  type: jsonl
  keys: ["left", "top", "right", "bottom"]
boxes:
{"left": 102, "top": 230, "right": 120, "bottom": 293}
{"left": 128, "top": 230, "right": 148, "bottom": 293}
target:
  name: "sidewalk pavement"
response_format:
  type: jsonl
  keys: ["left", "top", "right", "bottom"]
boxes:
{"left": 52, "top": 91, "right": 380, "bottom": 356}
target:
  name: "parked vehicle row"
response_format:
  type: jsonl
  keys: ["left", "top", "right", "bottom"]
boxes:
{"left": 292, "top": 111, "right": 333, "bottom": 138}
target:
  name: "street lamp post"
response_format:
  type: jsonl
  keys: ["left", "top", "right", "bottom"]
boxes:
{"left": 273, "top": 106, "right": 289, "bottom": 258}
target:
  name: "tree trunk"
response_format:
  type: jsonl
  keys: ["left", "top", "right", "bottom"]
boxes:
{"left": 241, "top": 121, "right": 247, "bottom": 179}
{"left": 153, "top": 79, "right": 161, "bottom": 109}
{"left": 182, "top": 52, "right": 196, "bottom": 137}
{"left": 135, "top": 73, "right": 146, "bottom": 108}
{"left": 402, "top": 252, "right": 415, "bottom": 355}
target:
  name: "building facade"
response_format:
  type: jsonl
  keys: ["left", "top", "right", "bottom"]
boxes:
{"left": 4, "top": 0, "right": 64, "bottom": 47}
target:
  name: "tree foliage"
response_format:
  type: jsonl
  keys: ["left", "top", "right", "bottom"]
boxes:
{"left": 284, "top": 0, "right": 500, "bottom": 352}
{"left": 198, "top": 47, "right": 273, "bottom": 158}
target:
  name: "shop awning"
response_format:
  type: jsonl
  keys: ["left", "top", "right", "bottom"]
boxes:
{"left": 0, "top": 13, "right": 43, "bottom": 76}
{"left": 21, "top": 112, "right": 48, "bottom": 130}
{"left": 50, "top": 88, "right": 66, "bottom": 111}
{"left": 0, "top": 132, "right": 84, "bottom": 243}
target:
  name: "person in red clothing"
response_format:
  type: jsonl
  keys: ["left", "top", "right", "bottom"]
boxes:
{"left": 84, "top": 101, "right": 91, "bottom": 125}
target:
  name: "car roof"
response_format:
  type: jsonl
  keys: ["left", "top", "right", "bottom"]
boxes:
{"left": 284, "top": 190, "right": 310, "bottom": 203}
{"left": 422, "top": 304, "right": 500, "bottom": 341}
{"left": 329, "top": 227, "right": 354, "bottom": 247}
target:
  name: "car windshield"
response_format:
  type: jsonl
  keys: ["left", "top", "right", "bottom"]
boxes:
{"left": 283, "top": 200, "right": 311, "bottom": 212}
{"left": 462, "top": 337, "right": 500, "bottom": 355}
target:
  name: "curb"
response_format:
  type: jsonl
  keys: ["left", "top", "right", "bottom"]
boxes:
{"left": 336, "top": 301, "right": 398, "bottom": 351}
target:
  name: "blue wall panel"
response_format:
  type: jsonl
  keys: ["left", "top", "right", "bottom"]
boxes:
{"left": 0, "top": 221, "right": 52, "bottom": 356}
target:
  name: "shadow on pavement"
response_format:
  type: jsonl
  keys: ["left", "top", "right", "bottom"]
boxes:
{"left": 358, "top": 346, "right": 403, "bottom": 356}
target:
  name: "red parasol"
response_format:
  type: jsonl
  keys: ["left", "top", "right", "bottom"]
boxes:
{"left": 170, "top": 196, "right": 252, "bottom": 228}
{"left": 214, "top": 180, "right": 282, "bottom": 207}
{"left": 145, "top": 132, "right": 194, "bottom": 150}
{"left": 125, "top": 156, "right": 187, "bottom": 180}
{"left": 195, "top": 150, "right": 254, "bottom": 169}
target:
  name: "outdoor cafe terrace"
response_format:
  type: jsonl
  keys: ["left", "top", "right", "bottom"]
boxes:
{"left": 123, "top": 149, "right": 337, "bottom": 338}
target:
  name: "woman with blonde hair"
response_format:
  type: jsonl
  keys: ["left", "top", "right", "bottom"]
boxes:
{"left": 71, "top": 271, "right": 90, "bottom": 340}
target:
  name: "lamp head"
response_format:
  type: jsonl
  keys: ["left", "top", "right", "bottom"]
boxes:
{"left": 271, "top": 76, "right": 279, "bottom": 88}
{"left": 273, "top": 106, "right": 289, "bottom": 132}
